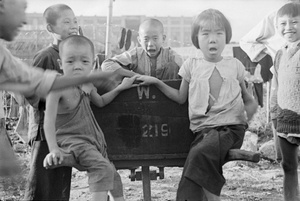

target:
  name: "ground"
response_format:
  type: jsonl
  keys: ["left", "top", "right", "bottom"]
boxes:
{"left": 0, "top": 104, "right": 288, "bottom": 201}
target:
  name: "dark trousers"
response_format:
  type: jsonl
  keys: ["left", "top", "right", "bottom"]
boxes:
{"left": 176, "top": 125, "right": 245, "bottom": 201}
{"left": 24, "top": 140, "right": 72, "bottom": 201}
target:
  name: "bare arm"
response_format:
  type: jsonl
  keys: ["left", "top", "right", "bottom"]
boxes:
{"left": 137, "top": 75, "right": 188, "bottom": 104}
{"left": 43, "top": 90, "right": 64, "bottom": 167}
{"left": 240, "top": 81, "right": 258, "bottom": 121}
{"left": 90, "top": 76, "right": 138, "bottom": 108}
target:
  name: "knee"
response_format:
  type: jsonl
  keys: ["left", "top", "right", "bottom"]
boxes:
{"left": 281, "top": 160, "right": 298, "bottom": 173}
{"left": 103, "top": 162, "right": 114, "bottom": 179}
{"left": 188, "top": 146, "right": 206, "bottom": 162}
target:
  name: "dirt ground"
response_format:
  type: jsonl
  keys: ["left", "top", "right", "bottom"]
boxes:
{"left": 0, "top": 148, "right": 287, "bottom": 201}
{"left": 69, "top": 160, "right": 285, "bottom": 201}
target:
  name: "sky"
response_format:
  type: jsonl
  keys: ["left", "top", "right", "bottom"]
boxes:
{"left": 27, "top": 0, "right": 286, "bottom": 41}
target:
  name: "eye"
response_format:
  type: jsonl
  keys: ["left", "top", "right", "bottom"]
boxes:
{"left": 280, "top": 22, "right": 286, "bottom": 26}
{"left": 293, "top": 20, "right": 298, "bottom": 24}
{"left": 83, "top": 59, "right": 91, "bottom": 64}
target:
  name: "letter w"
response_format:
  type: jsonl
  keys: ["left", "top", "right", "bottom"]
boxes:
{"left": 137, "top": 86, "right": 149, "bottom": 99}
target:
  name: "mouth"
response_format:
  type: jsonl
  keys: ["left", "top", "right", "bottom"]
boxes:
{"left": 208, "top": 47, "right": 218, "bottom": 53}
{"left": 147, "top": 49, "right": 157, "bottom": 55}
{"left": 284, "top": 31, "right": 295, "bottom": 36}
{"left": 69, "top": 32, "right": 78, "bottom": 36}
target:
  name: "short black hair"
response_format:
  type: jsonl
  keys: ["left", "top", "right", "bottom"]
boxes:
{"left": 59, "top": 35, "right": 95, "bottom": 59}
{"left": 191, "top": 9, "right": 232, "bottom": 49}
{"left": 43, "top": 4, "right": 72, "bottom": 25}
{"left": 277, "top": 2, "right": 300, "bottom": 19}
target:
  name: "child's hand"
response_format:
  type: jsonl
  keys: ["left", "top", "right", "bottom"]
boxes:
{"left": 43, "top": 148, "right": 64, "bottom": 169}
{"left": 244, "top": 103, "right": 257, "bottom": 122}
{"left": 136, "top": 75, "right": 158, "bottom": 85}
{"left": 117, "top": 76, "right": 139, "bottom": 90}
{"left": 81, "top": 83, "right": 94, "bottom": 94}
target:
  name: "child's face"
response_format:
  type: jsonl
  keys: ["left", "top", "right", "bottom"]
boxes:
{"left": 197, "top": 25, "right": 226, "bottom": 62}
{"left": 138, "top": 25, "right": 165, "bottom": 58}
{"left": 49, "top": 9, "right": 78, "bottom": 41}
{"left": 0, "top": 0, "right": 27, "bottom": 41}
{"left": 277, "top": 15, "right": 300, "bottom": 43}
{"left": 60, "top": 43, "right": 94, "bottom": 76}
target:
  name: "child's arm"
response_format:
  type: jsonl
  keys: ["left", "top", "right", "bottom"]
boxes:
{"left": 137, "top": 75, "right": 188, "bottom": 104}
{"left": 52, "top": 71, "right": 117, "bottom": 91}
{"left": 90, "top": 76, "right": 137, "bottom": 107}
{"left": 270, "top": 67, "right": 278, "bottom": 123}
{"left": 43, "top": 91, "right": 64, "bottom": 168}
{"left": 240, "top": 80, "right": 258, "bottom": 121}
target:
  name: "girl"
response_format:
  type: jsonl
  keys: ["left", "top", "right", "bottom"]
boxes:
{"left": 136, "top": 9, "right": 257, "bottom": 201}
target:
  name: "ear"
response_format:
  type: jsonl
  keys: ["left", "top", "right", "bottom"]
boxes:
{"left": 162, "top": 34, "right": 166, "bottom": 42}
{"left": 137, "top": 35, "right": 142, "bottom": 45}
{"left": 57, "top": 59, "right": 62, "bottom": 69}
{"left": 46, "top": 24, "right": 53, "bottom": 33}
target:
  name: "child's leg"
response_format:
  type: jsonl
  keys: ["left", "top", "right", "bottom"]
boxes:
{"left": 109, "top": 165, "right": 125, "bottom": 201}
{"left": 278, "top": 136, "right": 300, "bottom": 201}
{"left": 272, "top": 120, "right": 282, "bottom": 162}
{"left": 176, "top": 125, "right": 245, "bottom": 201}
{"left": 73, "top": 145, "right": 115, "bottom": 200}
{"left": 203, "top": 188, "right": 220, "bottom": 201}
{"left": 92, "top": 191, "right": 108, "bottom": 201}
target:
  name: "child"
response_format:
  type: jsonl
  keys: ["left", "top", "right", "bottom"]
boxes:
{"left": 24, "top": 4, "right": 79, "bottom": 200}
{"left": 101, "top": 18, "right": 183, "bottom": 82}
{"left": 43, "top": 35, "right": 136, "bottom": 201}
{"left": 136, "top": 9, "right": 258, "bottom": 201}
{"left": 240, "top": 0, "right": 300, "bottom": 162}
{"left": 0, "top": 0, "right": 118, "bottom": 98}
{"left": 0, "top": 0, "right": 122, "bottom": 180}
{"left": 270, "top": 2, "right": 300, "bottom": 201}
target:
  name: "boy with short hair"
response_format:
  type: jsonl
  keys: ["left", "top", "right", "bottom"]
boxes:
{"left": 0, "top": 0, "right": 121, "bottom": 180}
{"left": 24, "top": 4, "right": 80, "bottom": 200}
{"left": 101, "top": 18, "right": 183, "bottom": 81}
{"left": 44, "top": 35, "right": 134, "bottom": 201}
{"left": 270, "top": 3, "right": 300, "bottom": 200}
{"left": 0, "top": 0, "right": 116, "bottom": 97}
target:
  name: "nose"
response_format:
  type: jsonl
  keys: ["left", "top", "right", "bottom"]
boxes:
{"left": 70, "top": 21, "right": 78, "bottom": 32}
{"left": 147, "top": 39, "right": 155, "bottom": 47}
{"left": 74, "top": 62, "right": 83, "bottom": 70}
{"left": 209, "top": 34, "right": 217, "bottom": 43}
{"left": 286, "top": 21, "right": 293, "bottom": 30}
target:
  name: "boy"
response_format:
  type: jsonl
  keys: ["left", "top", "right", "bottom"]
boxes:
{"left": 0, "top": 0, "right": 120, "bottom": 178}
{"left": 43, "top": 35, "right": 135, "bottom": 201}
{"left": 0, "top": 0, "right": 117, "bottom": 98}
{"left": 24, "top": 4, "right": 79, "bottom": 200}
{"left": 240, "top": 0, "right": 300, "bottom": 163}
{"left": 101, "top": 18, "right": 183, "bottom": 83}
{"left": 270, "top": 3, "right": 300, "bottom": 200}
